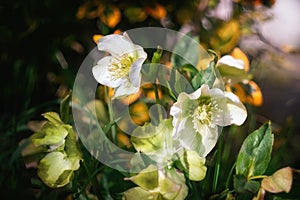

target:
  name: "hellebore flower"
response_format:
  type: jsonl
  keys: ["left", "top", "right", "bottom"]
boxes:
{"left": 31, "top": 112, "right": 72, "bottom": 151}
{"left": 123, "top": 165, "right": 188, "bottom": 200}
{"left": 92, "top": 33, "right": 147, "bottom": 98}
{"left": 37, "top": 128, "right": 82, "bottom": 188}
{"left": 37, "top": 151, "right": 81, "bottom": 188}
{"left": 170, "top": 84, "right": 247, "bottom": 157}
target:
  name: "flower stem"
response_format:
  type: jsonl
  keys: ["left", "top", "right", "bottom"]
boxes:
{"left": 105, "top": 86, "right": 117, "bottom": 144}
{"left": 212, "top": 131, "right": 223, "bottom": 193}
{"left": 154, "top": 83, "right": 163, "bottom": 122}
{"left": 225, "top": 162, "right": 236, "bottom": 188}
{"left": 83, "top": 161, "right": 102, "bottom": 199}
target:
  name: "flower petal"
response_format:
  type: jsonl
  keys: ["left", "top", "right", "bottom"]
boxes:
{"left": 98, "top": 34, "right": 137, "bottom": 57}
{"left": 170, "top": 92, "right": 195, "bottom": 121}
{"left": 129, "top": 57, "right": 145, "bottom": 87}
{"left": 200, "top": 125, "right": 219, "bottom": 157}
{"left": 37, "top": 152, "right": 80, "bottom": 187}
{"left": 92, "top": 56, "right": 125, "bottom": 88}
{"left": 114, "top": 80, "right": 139, "bottom": 98}
{"left": 218, "top": 55, "right": 245, "bottom": 70}
{"left": 223, "top": 92, "right": 247, "bottom": 126}
{"left": 172, "top": 118, "right": 206, "bottom": 156}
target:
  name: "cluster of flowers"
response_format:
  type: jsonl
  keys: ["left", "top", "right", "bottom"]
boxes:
{"left": 30, "top": 112, "right": 82, "bottom": 188}
{"left": 92, "top": 33, "right": 247, "bottom": 199}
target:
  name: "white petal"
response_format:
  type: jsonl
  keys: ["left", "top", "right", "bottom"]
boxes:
{"left": 114, "top": 80, "right": 139, "bottom": 98}
{"left": 170, "top": 93, "right": 194, "bottom": 120}
{"left": 213, "top": 92, "right": 247, "bottom": 126}
{"left": 172, "top": 118, "right": 218, "bottom": 157}
{"left": 98, "top": 34, "right": 137, "bottom": 57}
{"left": 200, "top": 125, "right": 219, "bottom": 157}
{"left": 170, "top": 105, "right": 183, "bottom": 122}
{"left": 218, "top": 55, "right": 244, "bottom": 70}
{"left": 129, "top": 57, "right": 145, "bottom": 87}
{"left": 122, "top": 32, "right": 147, "bottom": 59}
{"left": 134, "top": 44, "right": 147, "bottom": 59}
{"left": 204, "top": 86, "right": 224, "bottom": 98}
{"left": 219, "top": 92, "right": 247, "bottom": 126}
{"left": 172, "top": 118, "right": 202, "bottom": 152}
{"left": 186, "top": 86, "right": 202, "bottom": 100}
{"left": 92, "top": 56, "right": 124, "bottom": 88}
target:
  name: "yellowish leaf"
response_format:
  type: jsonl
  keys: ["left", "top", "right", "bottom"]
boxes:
{"left": 261, "top": 167, "right": 293, "bottom": 193}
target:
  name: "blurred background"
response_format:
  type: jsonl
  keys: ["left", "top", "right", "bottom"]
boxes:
{"left": 1, "top": 0, "right": 299, "bottom": 198}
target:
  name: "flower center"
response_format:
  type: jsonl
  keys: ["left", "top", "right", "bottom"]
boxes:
{"left": 109, "top": 54, "right": 135, "bottom": 80}
{"left": 191, "top": 96, "right": 218, "bottom": 132}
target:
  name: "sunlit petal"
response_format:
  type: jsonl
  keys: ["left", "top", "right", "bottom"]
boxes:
{"left": 98, "top": 34, "right": 136, "bottom": 57}
{"left": 114, "top": 81, "right": 139, "bottom": 98}
{"left": 92, "top": 56, "right": 125, "bottom": 88}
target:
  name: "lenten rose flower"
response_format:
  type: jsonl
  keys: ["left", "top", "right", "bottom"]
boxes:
{"left": 92, "top": 33, "right": 147, "bottom": 98}
{"left": 170, "top": 84, "right": 247, "bottom": 157}
{"left": 123, "top": 165, "right": 188, "bottom": 200}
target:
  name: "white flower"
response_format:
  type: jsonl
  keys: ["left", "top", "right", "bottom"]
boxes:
{"left": 92, "top": 33, "right": 147, "bottom": 98}
{"left": 170, "top": 84, "right": 247, "bottom": 157}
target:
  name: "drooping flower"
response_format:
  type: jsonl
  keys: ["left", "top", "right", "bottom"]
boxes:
{"left": 170, "top": 84, "right": 247, "bottom": 157}
{"left": 31, "top": 112, "right": 72, "bottom": 151}
{"left": 37, "top": 151, "right": 81, "bottom": 188}
{"left": 123, "top": 165, "right": 188, "bottom": 200}
{"left": 37, "top": 127, "right": 82, "bottom": 188}
{"left": 92, "top": 33, "right": 147, "bottom": 98}
{"left": 217, "top": 48, "right": 263, "bottom": 106}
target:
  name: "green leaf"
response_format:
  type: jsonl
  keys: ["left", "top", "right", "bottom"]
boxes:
{"left": 236, "top": 122, "right": 274, "bottom": 178}
{"left": 173, "top": 69, "right": 193, "bottom": 95}
{"left": 171, "top": 35, "right": 200, "bottom": 68}
{"left": 60, "top": 92, "right": 72, "bottom": 123}
{"left": 217, "top": 64, "right": 252, "bottom": 83}
{"left": 233, "top": 174, "right": 260, "bottom": 194}
{"left": 191, "top": 59, "right": 217, "bottom": 90}
{"left": 181, "top": 64, "right": 199, "bottom": 78}
{"left": 179, "top": 150, "right": 207, "bottom": 181}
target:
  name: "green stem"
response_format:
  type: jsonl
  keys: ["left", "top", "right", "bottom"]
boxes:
{"left": 225, "top": 162, "right": 236, "bottom": 188}
{"left": 83, "top": 161, "right": 102, "bottom": 199}
{"left": 77, "top": 165, "right": 104, "bottom": 197}
{"left": 154, "top": 83, "right": 163, "bottom": 123}
{"left": 105, "top": 86, "right": 117, "bottom": 144}
{"left": 212, "top": 131, "right": 223, "bottom": 193}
